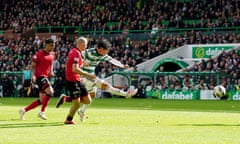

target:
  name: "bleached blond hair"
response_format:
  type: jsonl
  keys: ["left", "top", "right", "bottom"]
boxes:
{"left": 76, "top": 36, "right": 88, "bottom": 45}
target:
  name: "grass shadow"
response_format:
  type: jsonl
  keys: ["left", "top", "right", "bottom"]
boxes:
{"left": 0, "top": 118, "right": 21, "bottom": 121}
{"left": 176, "top": 123, "right": 240, "bottom": 127}
{"left": 0, "top": 122, "right": 64, "bottom": 129}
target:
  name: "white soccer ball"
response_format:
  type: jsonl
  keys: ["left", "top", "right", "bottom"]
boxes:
{"left": 213, "top": 85, "right": 226, "bottom": 98}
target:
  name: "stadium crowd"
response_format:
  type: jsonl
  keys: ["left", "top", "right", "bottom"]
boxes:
{"left": 1, "top": 0, "right": 240, "bottom": 33}
{"left": 1, "top": 0, "right": 240, "bottom": 97}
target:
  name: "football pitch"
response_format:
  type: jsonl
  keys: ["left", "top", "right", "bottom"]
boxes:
{"left": 0, "top": 98, "right": 240, "bottom": 144}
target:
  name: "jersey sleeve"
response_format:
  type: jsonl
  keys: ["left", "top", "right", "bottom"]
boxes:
{"left": 72, "top": 50, "right": 80, "bottom": 64}
{"left": 105, "top": 55, "right": 112, "bottom": 61}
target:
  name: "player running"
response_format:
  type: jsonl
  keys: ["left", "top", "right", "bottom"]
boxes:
{"left": 56, "top": 38, "right": 138, "bottom": 122}
{"left": 19, "top": 39, "right": 55, "bottom": 120}
{"left": 63, "top": 37, "right": 96, "bottom": 124}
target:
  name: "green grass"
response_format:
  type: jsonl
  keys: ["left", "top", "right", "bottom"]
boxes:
{"left": 0, "top": 98, "right": 240, "bottom": 144}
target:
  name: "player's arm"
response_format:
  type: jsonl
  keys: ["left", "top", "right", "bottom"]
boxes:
{"left": 108, "top": 57, "right": 129, "bottom": 69}
{"left": 48, "top": 63, "right": 54, "bottom": 78}
{"left": 31, "top": 61, "right": 37, "bottom": 82}
{"left": 72, "top": 63, "right": 96, "bottom": 80}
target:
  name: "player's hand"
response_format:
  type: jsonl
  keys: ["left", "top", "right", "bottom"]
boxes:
{"left": 83, "top": 61, "right": 89, "bottom": 67}
{"left": 124, "top": 64, "right": 129, "bottom": 69}
{"left": 88, "top": 74, "right": 96, "bottom": 81}
{"left": 49, "top": 72, "right": 54, "bottom": 79}
{"left": 101, "top": 82, "right": 108, "bottom": 90}
{"left": 31, "top": 75, "right": 36, "bottom": 83}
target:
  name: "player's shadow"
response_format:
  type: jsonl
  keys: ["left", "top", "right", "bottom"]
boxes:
{"left": 176, "top": 123, "right": 240, "bottom": 127}
{"left": 0, "top": 121, "right": 64, "bottom": 129}
{"left": 0, "top": 118, "right": 20, "bottom": 122}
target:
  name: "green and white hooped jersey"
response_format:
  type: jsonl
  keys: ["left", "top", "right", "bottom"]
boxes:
{"left": 82, "top": 48, "right": 111, "bottom": 74}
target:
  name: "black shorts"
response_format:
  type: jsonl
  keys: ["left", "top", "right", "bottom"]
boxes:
{"left": 23, "top": 79, "right": 31, "bottom": 87}
{"left": 36, "top": 76, "right": 51, "bottom": 93}
{"left": 66, "top": 80, "right": 88, "bottom": 99}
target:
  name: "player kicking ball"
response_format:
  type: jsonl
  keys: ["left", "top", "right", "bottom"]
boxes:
{"left": 56, "top": 38, "right": 138, "bottom": 122}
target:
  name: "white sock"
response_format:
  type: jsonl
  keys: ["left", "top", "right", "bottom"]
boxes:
{"left": 80, "top": 104, "right": 88, "bottom": 113}
{"left": 95, "top": 78, "right": 128, "bottom": 97}
{"left": 106, "top": 85, "right": 127, "bottom": 97}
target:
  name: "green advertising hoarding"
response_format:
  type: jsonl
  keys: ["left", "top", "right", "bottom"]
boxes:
{"left": 229, "top": 91, "right": 240, "bottom": 100}
{"left": 146, "top": 90, "right": 200, "bottom": 100}
{"left": 192, "top": 46, "right": 234, "bottom": 58}
{"left": 146, "top": 90, "right": 240, "bottom": 100}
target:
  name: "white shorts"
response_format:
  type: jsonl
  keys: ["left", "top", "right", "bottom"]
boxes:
{"left": 81, "top": 77, "right": 106, "bottom": 93}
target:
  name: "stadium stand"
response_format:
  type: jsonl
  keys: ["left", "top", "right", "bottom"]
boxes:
{"left": 1, "top": 0, "right": 240, "bottom": 97}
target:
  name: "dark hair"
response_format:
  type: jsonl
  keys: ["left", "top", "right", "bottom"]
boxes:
{"left": 45, "top": 39, "right": 54, "bottom": 44}
{"left": 96, "top": 38, "right": 111, "bottom": 50}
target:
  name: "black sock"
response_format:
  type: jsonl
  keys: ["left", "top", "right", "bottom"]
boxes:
{"left": 67, "top": 116, "right": 73, "bottom": 121}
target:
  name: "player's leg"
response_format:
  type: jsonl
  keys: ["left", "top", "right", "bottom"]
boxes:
{"left": 37, "top": 77, "right": 54, "bottom": 120}
{"left": 64, "top": 97, "right": 80, "bottom": 124}
{"left": 19, "top": 98, "right": 41, "bottom": 120}
{"left": 64, "top": 81, "right": 89, "bottom": 124}
{"left": 56, "top": 94, "right": 72, "bottom": 108}
{"left": 38, "top": 93, "right": 52, "bottom": 120}
{"left": 37, "top": 93, "right": 48, "bottom": 120}
{"left": 107, "top": 85, "right": 138, "bottom": 98}
{"left": 56, "top": 80, "right": 74, "bottom": 108}
{"left": 77, "top": 79, "right": 94, "bottom": 122}
{"left": 64, "top": 81, "right": 81, "bottom": 124}
{"left": 19, "top": 78, "right": 44, "bottom": 120}
{"left": 95, "top": 78, "right": 138, "bottom": 98}
{"left": 78, "top": 91, "right": 95, "bottom": 122}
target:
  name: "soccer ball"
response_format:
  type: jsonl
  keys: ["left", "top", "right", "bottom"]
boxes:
{"left": 213, "top": 85, "right": 226, "bottom": 98}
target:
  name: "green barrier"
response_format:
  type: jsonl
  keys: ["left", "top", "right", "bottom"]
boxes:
{"left": 111, "top": 71, "right": 227, "bottom": 86}
{"left": 34, "top": 26, "right": 240, "bottom": 35}
{"left": 111, "top": 71, "right": 232, "bottom": 99}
